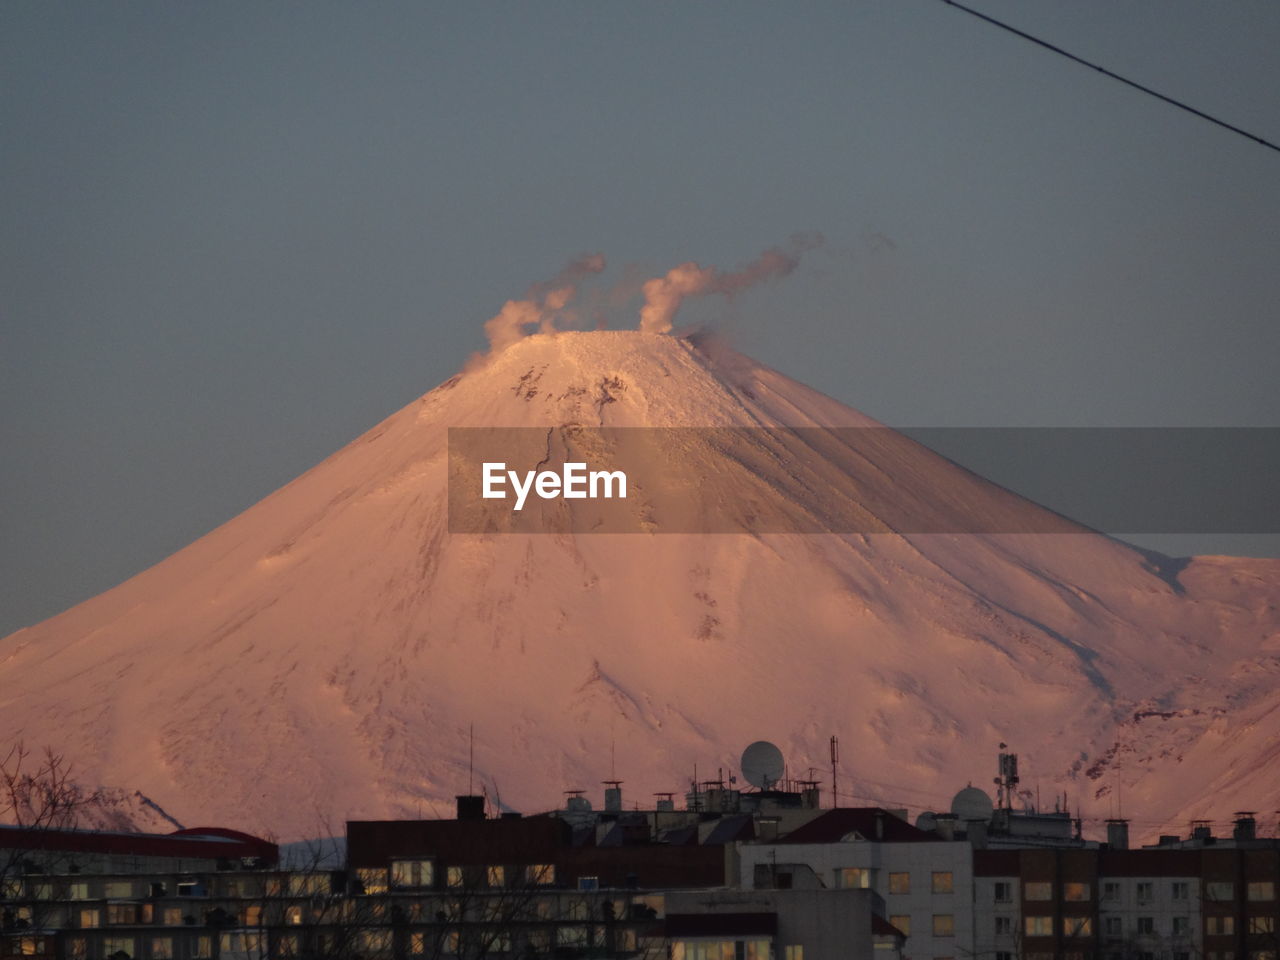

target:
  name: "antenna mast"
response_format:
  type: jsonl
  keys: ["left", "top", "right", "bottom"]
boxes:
{"left": 829, "top": 735, "right": 839, "bottom": 809}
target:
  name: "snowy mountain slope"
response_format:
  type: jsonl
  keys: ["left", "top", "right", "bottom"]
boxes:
{"left": 2, "top": 330, "right": 1277, "bottom": 839}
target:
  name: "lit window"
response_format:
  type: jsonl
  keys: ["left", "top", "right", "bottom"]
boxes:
{"left": 1249, "top": 952, "right": 1276, "bottom": 960}
{"left": 103, "top": 937, "right": 135, "bottom": 958}
{"left": 486, "top": 866, "right": 505, "bottom": 888}
{"left": 888, "top": 872, "right": 910, "bottom": 895}
{"left": 162, "top": 909, "right": 182, "bottom": 926}
{"left": 1025, "top": 916, "right": 1053, "bottom": 937}
{"left": 933, "top": 915, "right": 954, "bottom": 937}
{"left": 152, "top": 938, "right": 173, "bottom": 960}
{"left": 1248, "top": 882, "right": 1276, "bottom": 902}
{"left": 107, "top": 904, "right": 138, "bottom": 925}
{"left": 1063, "top": 883, "right": 1090, "bottom": 901}
{"left": 1249, "top": 917, "right": 1276, "bottom": 935}
{"left": 525, "top": 864, "right": 555, "bottom": 885}
{"left": 1207, "top": 916, "right": 1235, "bottom": 936}
{"left": 558, "top": 927, "right": 589, "bottom": 948}
{"left": 839, "top": 868, "right": 872, "bottom": 889}
{"left": 69, "top": 883, "right": 91, "bottom": 901}
{"left": 242, "top": 906, "right": 263, "bottom": 927}
{"left": 104, "top": 882, "right": 133, "bottom": 899}
{"left": 355, "top": 868, "right": 387, "bottom": 894}
{"left": 194, "top": 938, "right": 211, "bottom": 960}
{"left": 932, "top": 872, "right": 954, "bottom": 894}
{"left": 1025, "top": 882, "right": 1052, "bottom": 901}
{"left": 1064, "top": 917, "right": 1092, "bottom": 937}
{"left": 359, "top": 930, "right": 392, "bottom": 952}
{"left": 289, "top": 874, "right": 328, "bottom": 896}
{"left": 275, "top": 935, "right": 298, "bottom": 958}
{"left": 784, "top": 947, "right": 803, "bottom": 960}
{"left": 68, "top": 939, "right": 86, "bottom": 959}
{"left": 391, "top": 860, "right": 433, "bottom": 889}
{"left": 447, "top": 867, "right": 464, "bottom": 888}
{"left": 79, "top": 910, "right": 100, "bottom": 929}
{"left": 889, "top": 916, "right": 911, "bottom": 936}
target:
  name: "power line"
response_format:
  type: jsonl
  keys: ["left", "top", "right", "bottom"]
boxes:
{"left": 939, "top": 0, "right": 1280, "bottom": 156}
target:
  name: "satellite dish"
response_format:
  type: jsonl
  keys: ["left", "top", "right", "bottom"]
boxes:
{"left": 951, "top": 786, "right": 994, "bottom": 822}
{"left": 915, "top": 811, "right": 938, "bottom": 831}
{"left": 740, "top": 741, "right": 785, "bottom": 789}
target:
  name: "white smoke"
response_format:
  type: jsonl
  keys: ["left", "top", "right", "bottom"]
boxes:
{"left": 481, "top": 253, "right": 607, "bottom": 354}
{"left": 637, "top": 235, "right": 823, "bottom": 335}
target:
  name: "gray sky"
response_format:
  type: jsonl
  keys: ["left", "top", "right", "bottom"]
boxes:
{"left": 3, "top": 1, "right": 1278, "bottom": 637}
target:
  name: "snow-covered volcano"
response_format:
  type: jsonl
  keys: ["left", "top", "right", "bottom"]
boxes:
{"left": 3, "top": 330, "right": 1278, "bottom": 839}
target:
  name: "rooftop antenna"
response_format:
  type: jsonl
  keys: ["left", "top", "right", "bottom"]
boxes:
{"left": 830, "top": 735, "right": 840, "bottom": 809}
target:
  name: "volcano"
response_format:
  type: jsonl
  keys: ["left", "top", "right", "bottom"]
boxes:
{"left": 4, "top": 330, "right": 1279, "bottom": 839}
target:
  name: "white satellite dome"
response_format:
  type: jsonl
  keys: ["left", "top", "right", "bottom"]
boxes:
{"left": 951, "top": 786, "right": 994, "bottom": 822}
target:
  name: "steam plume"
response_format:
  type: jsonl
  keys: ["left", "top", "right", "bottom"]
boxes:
{"left": 637, "top": 235, "right": 822, "bottom": 335}
{"left": 482, "top": 253, "right": 606, "bottom": 354}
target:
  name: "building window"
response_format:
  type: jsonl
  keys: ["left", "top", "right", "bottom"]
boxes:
{"left": 486, "top": 866, "right": 505, "bottom": 888}
{"left": 1025, "top": 882, "right": 1052, "bottom": 901}
{"left": 1249, "top": 953, "right": 1276, "bottom": 960}
{"left": 107, "top": 905, "right": 138, "bottom": 925}
{"left": 1025, "top": 916, "right": 1053, "bottom": 937}
{"left": 932, "top": 872, "right": 954, "bottom": 894}
{"left": 390, "top": 860, "right": 433, "bottom": 889}
{"left": 1064, "top": 917, "right": 1093, "bottom": 937}
{"left": 1207, "top": 882, "right": 1235, "bottom": 901}
{"left": 1102, "top": 881, "right": 1120, "bottom": 901}
{"left": 1105, "top": 917, "right": 1123, "bottom": 937}
{"left": 888, "top": 872, "right": 910, "bottom": 895}
{"left": 103, "top": 938, "right": 135, "bottom": 959}
{"left": 104, "top": 882, "right": 133, "bottom": 899}
{"left": 1137, "top": 918, "right": 1155, "bottom": 935}
{"left": 355, "top": 868, "right": 388, "bottom": 894}
{"left": 275, "top": 935, "right": 298, "bottom": 958}
{"left": 79, "top": 910, "right": 100, "bottom": 929}
{"left": 69, "top": 883, "right": 91, "bottom": 901}
{"left": 1136, "top": 881, "right": 1154, "bottom": 903}
{"left": 1248, "top": 882, "right": 1276, "bottom": 902}
{"left": 525, "top": 864, "right": 555, "bottom": 885}
{"left": 446, "top": 867, "right": 464, "bottom": 888}
{"left": 1063, "top": 882, "right": 1090, "bottom": 901}
{"left": 161, "top": 909, "right": 182, "bottom": 927}
{"left": 1207, "top": 916, "right": 1236, "bottom": 935}
{"left": 889, "top": 916, "right": 911, "bottom": 937}
{"left": 996, "top": 953, "right": 1014, "bottom": 960}
{"left": 152, "top": 938, "right": 173, "bottom": 960}
{"left": 1172, "top": 881, "right": 1189, "bottom": 900}
{"left": 784, "top": 947, "right": 803, "bottom": 960}
{"left": 838, "top": 868, "right": 872, "bottom": 889}
{"left": 1172, "top": 917, "right": 1190, "bottom": 936}
{"left": 933, "top": 915, "right": 954, "bottom": 937}
{"left": 993, "top": 881, "right": 1012, "bottom": 902}
{"left": 68, "top": 939, "right": 86, "bottom": 959}
{"left": 1249, "top": 917, "right": 1276, "bottom": 934}
{"left": 994, "top": 917, "right": 1012, "bottom": 936}
{"left": 193, "top": 938, "right": 211, "bottom": 960}
{"left": 1208, "top": 953, "right": 1236, "bottom": 960}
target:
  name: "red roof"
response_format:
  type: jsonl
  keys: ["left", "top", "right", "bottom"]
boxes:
{"left": 0, "top": 825, "right": 278, "bottom": 864}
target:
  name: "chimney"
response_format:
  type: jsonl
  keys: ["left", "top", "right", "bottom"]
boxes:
{"left": 603, "top": 781, "right": 623, "bottom": 813}
{"left": 756, "top": 816, "right": 781, "bottom": 842}
{"left": 1233, "top": 813, "right": 1257, "bottom": 841}
{"left": 1191, "top": 820, "right": 1212, "bottom": 842}
{"left": 1106, "top": 819, "right": 1130, "bottom": 850}
{"left": 456, "top": 795, "right": 486, "bottom": 821}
